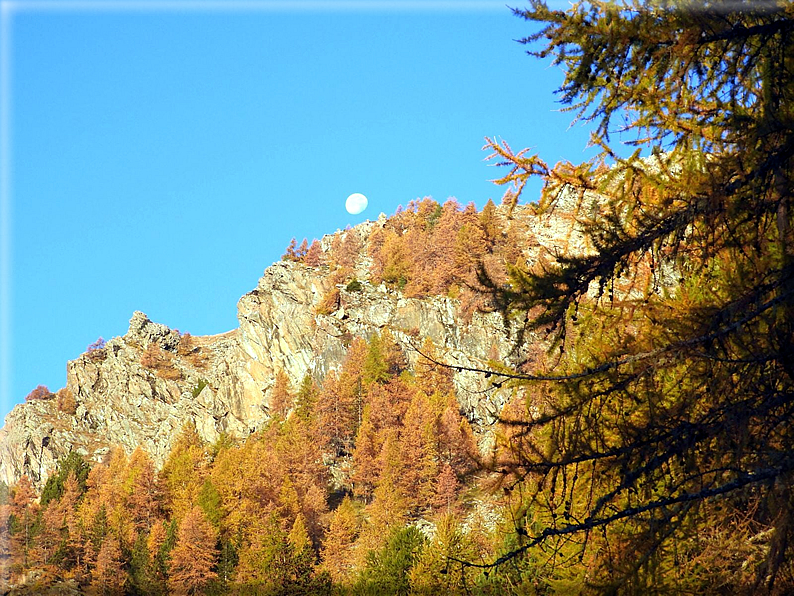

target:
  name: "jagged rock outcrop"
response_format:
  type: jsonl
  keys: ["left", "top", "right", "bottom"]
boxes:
{"left": 1, "top": 199, "right": 619, "bottom": 491}
{"left": 0, "top": 258, "right": 526, "bottom": 491}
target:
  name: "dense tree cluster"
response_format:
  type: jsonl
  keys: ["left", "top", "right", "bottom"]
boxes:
{"left": 1, "top": 334, "right": 511, "bottom": 594}
{"left": 366, "top": 198, "right": 519, "bottom": 299}
{"left": 282, "top": 196, "right": 532, "bottom": 321}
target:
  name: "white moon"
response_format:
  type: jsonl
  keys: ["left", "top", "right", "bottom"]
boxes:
{"left": 345, "top": 193, "right": 368, "bottom": 215}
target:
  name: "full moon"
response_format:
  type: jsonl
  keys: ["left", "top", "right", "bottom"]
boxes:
{"left": 345, "top": 193, "right": 368, "bottom": 215}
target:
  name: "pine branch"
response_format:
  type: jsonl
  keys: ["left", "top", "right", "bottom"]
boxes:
{"left": 450, "top": 465, "right": 789, "bottom": 572}
{"left": 409, "top": 283, "right": 793, "bottom": 384}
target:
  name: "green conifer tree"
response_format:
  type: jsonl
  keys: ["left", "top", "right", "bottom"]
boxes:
{"left": 362, "top": 332, "right": 390, "bottom": 386}
{"left": 354, "top": 526, "right": 426, "bottom": 596}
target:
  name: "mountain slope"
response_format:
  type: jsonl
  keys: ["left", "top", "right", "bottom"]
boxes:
{"left": 2, "top": 199, "right": 590, "bottom": 491}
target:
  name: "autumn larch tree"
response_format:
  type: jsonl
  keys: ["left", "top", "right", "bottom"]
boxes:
{"left": 397, "top": 391, "right": 439, "bottom": 511}
{"left": 125, "top": 447, "right": 163, "bottom": 533}
{"left": 159, "top": 424, "right": 207, "bottom": 521}
{"left": 57, "top": 471, "right": 84, "bottom": 571}
{"left": 282, "top": 237, "right": 300, "bottom": 262}
{"left": 91, "top": 535, "right": 126, "bottom": 596}
{"left": 293, "top": 375, "right": 319, "bottom": 421}
{"left": 321, "top": 495, "right": 360, "bottom": 584}
{"left": 361, "top": 429, "right": 409, "bottom": 547}
{"left": 315, "top": 338, "right": 368, "bottom": 455}
{"left": 24, "top": 384, "right": 52, "bottom": 402}
{"left": 432, "top": 463, "right": 461, "bottom": 515}
{"left": 36, "top": 500, "right": 63, "bottom": 567}
{"left": 336, "top": 230, "right": 363, "bottom": 269}
{"left": 304, "top": 238, "right": 324, "bottom": 267}
{"left": 315, "top": 370, "right": 358, "bottom": 456}
{"left": 8, "top": 476, "right": 39, "bottom": 573}
{"left": 372, "top": 227, "right": 412, "bottom": 288}
{"left": 467, "top": 1, "right": 794, "bottom": 593}
{"left": 269, "top": 369, "right": 293, "bottom": 419}
{"left": 351, "top": 406, "right": 380, "bottom": 500}
{"left": 167, "top": 506, "right": 218, "bottom": 596}
{"left": 146, "top": 520, "right": 171, "bottom": 593}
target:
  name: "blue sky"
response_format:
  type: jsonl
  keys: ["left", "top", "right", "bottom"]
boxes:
{"left": 1, "top": 0, "right": 598, "bottom": 420}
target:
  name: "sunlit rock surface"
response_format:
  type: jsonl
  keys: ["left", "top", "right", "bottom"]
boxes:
{"left": 0, "top": 201, "right": 609, "bottom": 490}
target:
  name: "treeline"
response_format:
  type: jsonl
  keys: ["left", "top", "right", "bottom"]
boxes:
{"left": 283, "top": 198, "right": 531, "bottom": 320}
{"left": 1, "top": 333, "right": 524, "bottom": 595}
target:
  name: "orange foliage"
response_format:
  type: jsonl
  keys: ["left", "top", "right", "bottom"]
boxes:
{"left": 11, "top": 295, "right": 487, "bottom": 592}
{"left": 176, "top": 333, "right": 209, "bottom": 369}
{"left": 92, "top": 535, "right": 126, "bottom": 595}
{"left": 126, "top": 448, "right": 163, "bottom": 532}
{"left": 304, "top": 239, "right": 324, "bottom": 267}
{"left": 167, "top": 506, "right": 218, "bottom": 595}
{"left": 315, "top": 287, "right": 341, "bottom": 315}
{"left": 315, "top": 371, "right": 358, "bottom": 455}
{"left": 140, "top": 343, "right": 182, "bottom": 380}
{"left": 366, "top": 197, "right": 518, "bottom": 324}
{"left": 336, "top": 231, "right": 363, "bottom": 269}
{"left": 269, "top": 369, "right": 293, "bottom": 418}
{"left": 9, "top": 476, "right": 38, "bottom": 571}
{"left": 24, "top": 385, "right": 53, "bottom": 402}
{"left": 56, "top": 387, "right": 77, "bottom": 414}
{"left": 433, "top": 462, "right": 461, "bottom": 514}
{"left": 320, "top": 496, "right": 360, "bottom": 583}
{"left": 398, "top": 392, "right": 439, "bottom": 509}
{"left": 282, "top": 237, "right": 309, "bottom": 262}
{"left": 351, "top": 407, "right": 379, "bottom": 500}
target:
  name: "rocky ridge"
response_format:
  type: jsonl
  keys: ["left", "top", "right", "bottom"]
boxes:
{"left": 0, "top": 198, "right": 602, "bottom": 491}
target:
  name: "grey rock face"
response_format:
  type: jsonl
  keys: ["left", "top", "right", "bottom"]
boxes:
{"left": 0, "top": 259, "right": 525, "bottom": 491}
{"left": 1, "top": 202, "right": 611, "bottom": 491}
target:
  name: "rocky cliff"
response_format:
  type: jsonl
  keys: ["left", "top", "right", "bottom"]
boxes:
{"left": 0, "top": 198, "right": 600, "bottom": 491}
